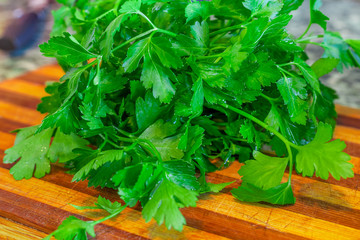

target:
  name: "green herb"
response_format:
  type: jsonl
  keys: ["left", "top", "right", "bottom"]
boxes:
{"left": 4, "top": 0, "right": 359, "bottom": 238}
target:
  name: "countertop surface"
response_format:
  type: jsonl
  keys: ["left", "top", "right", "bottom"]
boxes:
{"left": 1, "top": 65, "right": 360, "bottom": 239}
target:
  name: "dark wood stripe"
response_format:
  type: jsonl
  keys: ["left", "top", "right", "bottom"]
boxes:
{"left": 343, "top": 141, "right": 360, "bottom": 158}
{"left": 0, "top": 118, "right": 29, "bottom": 133}
{"left": 312, "top": 174, "right": 360, "bottom": 190}
{"left": 0, "top": 189, "right": 150, "bottom": 240}
{"left": 0, "top": 89, "right": 41, "bottom": 109}
{"left": 182, "top": 207, "right": 308, "bottom": 240}
{"left": 281, "top": 169, "right": 360, "bottom": 191}
{"left": 337, "top": 115, "right": 360, "bottom": 129}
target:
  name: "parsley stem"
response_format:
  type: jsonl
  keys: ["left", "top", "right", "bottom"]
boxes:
{"left": 309, "top": 91, "right": 318, "bottom": 126}
{"left": 99, "top": 134, "right": 123, "bottom": 148}
{"left": 114, "top": 135, "right": 136, "bottom": 143}
{"left": 92, "top": 205, "right": 127, "bottom": 225}
{"left": 137, "top": 11, "right": 157, "bottom": 29}
{"left": 113, "top": 125, "right": 135, "bottom": 138}
{"left": 210, "top": 32, "right": 228, "bottom": 46}
{"left": 296, "top": 41, "right": 323, "bottom": 47}
{"left": 298, "top": 22, "right": 312, "bottom": 41}
{"left": 276, "top": 65, "right": 296, "bottom": 78}
{"left": 94, "top": 9, "right": 115, "bottom": 22}
{"left": 296, "top": 34, "right": 324, "bottom": 43}
{"left": 227, "top": 136, "right": 247, "bottom": 142}
{"left": 136, "top": 11, "right": 177, "bottom": 37}
{"left": 99, "top": 134, "right": 109, "bottom": 150}
{"left": 111, "top": 130, "right": 161, "bottom": 160}
{"left": 197, "top": 53, "right": 224, "bottom": 59}
{"left": 210, "top": 46, "right": 227, "bottom": 51}
{"left": 286, "top": 141, "right": 294, "bottom": 183}
{"left": 209, "top": 24, "right": 245, "bottom": 37}
{"left": 111, "top": 28, "right": 176, "bottom": 54}
{"left": 220, "top": 103, "right": 295, "bottom": 182}
{"left": 138, "top": 139, "right": 162, "bottom": 161}
{"left": 112, "top": 29, "right": 156, "bottom": 52}
{"left": 220, "top": 104, "right": 289, "bottom": 146}
{"left": 259, "top": 93, "right": 281, "bottom": 103}
{"left": 114, "top": 0, "right": 123, "bottom": 12}
{"left": 298, "top": 7, "right": 315, "bottom": 41}
{"left": 156, "top": 29, "right": 177, "bottom": 37}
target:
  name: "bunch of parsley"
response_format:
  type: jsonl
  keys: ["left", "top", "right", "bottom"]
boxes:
{"left": 4, "top": 0, "right": 360, "bottom": 238}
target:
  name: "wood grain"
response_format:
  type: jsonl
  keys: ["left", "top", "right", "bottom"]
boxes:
{"left": 0, "top": 217, "right": 47, "bottom": 240}
{"left": 1, "top": 65, "right": 360, "bottom": 240}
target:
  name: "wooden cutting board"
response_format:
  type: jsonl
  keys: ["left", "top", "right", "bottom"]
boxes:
{"left": 1, "top": 65, "right": 360, "bottom": 240}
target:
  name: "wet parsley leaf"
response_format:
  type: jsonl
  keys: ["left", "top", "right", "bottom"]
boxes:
{"left": 3, "top": 1, "right": 358, "bottom": 239}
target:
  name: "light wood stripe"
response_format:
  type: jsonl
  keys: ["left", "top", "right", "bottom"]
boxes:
{"left": 7, "top": 64, "right": 64, "bottom": 85}
{"left": 334, "top": 125, "right": 360, "bottom": 145}
{"left": 30, "top": 64, "right": 64, "bottom": 79}
{"left": 351, "top": 156, "right": 360, "bottom": 175}
{"left": 0, "top": 132, "right": 15, "bottom": 150}
{"left": 336, "top": 105, "right": 360, "bottom": 120}
{"left": 0, "top": 217, "right": 47, "bottom": 240}
{"left": 0, "top": 168, "right": 230, "bottom": 240}
{"left": 0, "top": 101, "right": 45, "bottom": 126}
{"left": 0, "top": 79, "right": 47, "bottom": 99}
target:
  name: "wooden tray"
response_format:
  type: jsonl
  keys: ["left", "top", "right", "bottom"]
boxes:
{"left": 1, "top": 65, "right": 360, "bottom": 240}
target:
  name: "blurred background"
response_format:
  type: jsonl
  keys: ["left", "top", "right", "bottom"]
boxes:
{"left": 0, "top": 0, "right": 359, "bottom": 108}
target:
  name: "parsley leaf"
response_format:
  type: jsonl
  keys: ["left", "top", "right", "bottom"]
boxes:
{"left": 72, "top": 150, "right": 124, "bottom": 181}
{"left": 232, "top": 182, "right": 296, "bottom": 205}
{"left": 4, "top": 127, "right": 53, "bottom": 180}
{"left": 37, "top": 82, "right": 62, "bottom": 114}
{"left": 294, "top": 123, "right": 353, "bottom": 180}
{"left": 72, "top": 195, "right": 125, "bottom": 215}
{"left": 101, "top": 14, "right": 127, "bottom": 59}
{"left": 48, "top": 129, "right": 90, "bottom": 163}
{"left": 44, "top": 216, "right": 96, "bottom": 240}
{"left": 141, "top": 55, "right": 176, "bottom": 103}
{"left": 239, "top": 151, "right": 289, "bottom": 190}
{"left": 142, "top": 178, "right": 198, "bottom": 231}
{"left": 139, "top": 120, "right": 183, "bottom": 161}
{"left": 4, "top": 126, "right": 89, "bottom": 180}
{"left": 39, "top": 32, "right": 97, "bottom": 66}
{"left": 119, "top": 0, "right": 141, "bottom": 13}
{"left": 123, "top": 38, "right": 150, "bottom": 73}
{"left": 277, "top": 77, "right": 308, "bottom": 125}
{"left": 185, "top": 1, "right": 213, "bottom": 22}
{"left": 322, "top": 31, "right": 357, "bottom": 72}
{"left": 243, "top": 0, "right": 283, "bottom": 18}
{"left": 309, "top": 0, "right": 329, "bottom": 30}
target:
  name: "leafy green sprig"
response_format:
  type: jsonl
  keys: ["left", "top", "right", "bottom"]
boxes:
{"left": 3, "top": 0, "right": 359, "bottom": 238}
